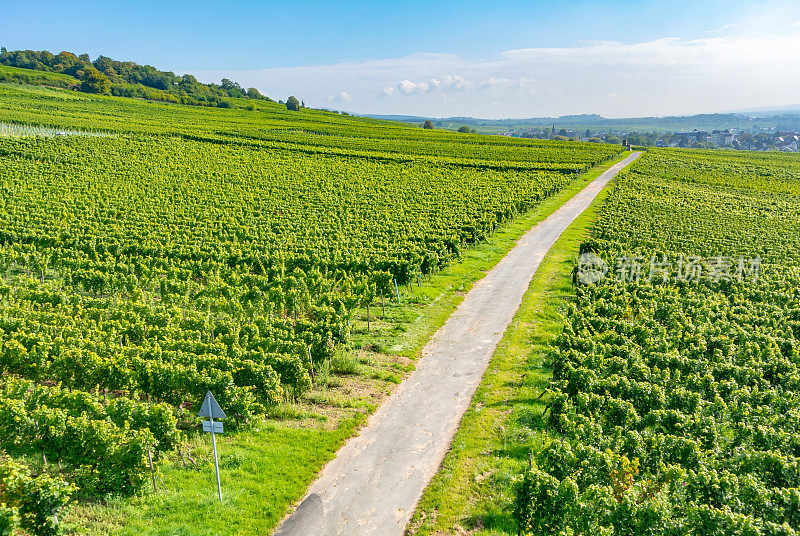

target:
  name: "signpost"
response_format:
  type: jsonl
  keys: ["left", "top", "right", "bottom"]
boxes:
{"left": 199, "top": 391, "right": 226, "bottom": 501}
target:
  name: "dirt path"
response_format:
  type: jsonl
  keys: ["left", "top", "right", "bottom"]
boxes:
{"left": 273, "top": 152, "right": 641, "bottom": 536}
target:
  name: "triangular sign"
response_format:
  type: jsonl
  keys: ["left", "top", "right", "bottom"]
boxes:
{"left": 198, "top": 391, "right": 226, "bottom": 419}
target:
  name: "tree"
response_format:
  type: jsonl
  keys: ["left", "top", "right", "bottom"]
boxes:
{"left": 301, "top": 100, "right": 305, "bottom": 108}
{"left": 246, "top": 87, "right": 262, "bottom": 99}
{"left": 94, "top": 55, "right": 114, "bottom": 72}
{"left": 286, "top": 96, "right": 301, "bottom": 111}
{"left": 585, "top": 129, "right": 592, "bottom": 138}
{"left": 178, "top": 74, "right": 201, "bottom": 94}
{"left": 77, "top": 67, "right": 111, "bottom": 95}
{"left": 423, "top": 120, "right": 434, "bottom": 130}
{"left": 457, "top": 126, "right": 471, "bottom": 133}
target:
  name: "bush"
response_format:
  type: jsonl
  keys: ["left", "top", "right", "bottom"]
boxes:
{"left": 0, "top": 454, "right": 75, "bottom": 536}
{"left": 76, "top": 67, "right": 110, "bottom": 95}
{"left": 0, "top": 502, "right": 18, "bottom": 536}
{"left": 17, "top": 475, "right": 74, "bottom": 536}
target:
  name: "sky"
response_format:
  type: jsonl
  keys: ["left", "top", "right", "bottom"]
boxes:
{"left": 2, "top": 0, "right": 800, "bottom": 118}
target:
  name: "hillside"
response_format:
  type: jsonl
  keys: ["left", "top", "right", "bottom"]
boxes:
{"left": 0, "top": 64, "right": 78, "bottom": 87}
{"left": 0, "top": 80, "right": 623, "bottom": 535}
{"left": 0, "top": 48, "right": 272, "bottom": 106}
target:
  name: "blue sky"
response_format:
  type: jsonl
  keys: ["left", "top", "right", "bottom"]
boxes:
{"left": 2, "top": 0, "right": 800, "bottom": 117}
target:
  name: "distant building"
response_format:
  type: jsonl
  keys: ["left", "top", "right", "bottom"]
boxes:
{"left": 674, "top": 130, "right": 710, "bottom": 146}
{"left": 776, "top": 134, "right": 800, "bottom": 152}
{"left": 711, "top": 130, "right": 733, "bottom": 147}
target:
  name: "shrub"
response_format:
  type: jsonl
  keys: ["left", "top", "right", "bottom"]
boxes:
{"left": 0, "top": 454, "right": 75, "bottom": 536}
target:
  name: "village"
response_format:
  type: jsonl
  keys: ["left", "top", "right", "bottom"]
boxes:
{"left": 502, "top": 124, "right": 800, "bottom": 152}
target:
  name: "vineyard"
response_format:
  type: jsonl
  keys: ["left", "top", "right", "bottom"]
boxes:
{"left": 0, "top": 80, "right": 622, "bottom": 533}
{"left": 516, "top": 148, "right": 800, "bottom": 534}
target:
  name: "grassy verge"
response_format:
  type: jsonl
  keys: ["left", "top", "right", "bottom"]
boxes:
{"left": 406, "top": 167, "right": 617, "bottom": 536}
{"left": 67, "top": 152, "right": 628, "bottom": 536}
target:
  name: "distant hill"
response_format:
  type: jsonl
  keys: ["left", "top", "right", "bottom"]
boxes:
{"left": 725, "top": 104, "right": 800, "bottom": 116}
{"left": 366, "top": 111, "right": 800, "bottom": 135}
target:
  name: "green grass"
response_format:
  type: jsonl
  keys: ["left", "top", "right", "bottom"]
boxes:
{"left": 405, "top": 162, "right": 617, "bottom": 536}
{"left": 72, "top": 419, "right": 362, "bottom": 535}
{"left": 66, "top": 152, "right": 629, "bottom": 536}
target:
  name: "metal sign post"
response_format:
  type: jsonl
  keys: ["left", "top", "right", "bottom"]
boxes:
{"left": 209, "top": 415, "right": 222, "bottom": 501}
{"left": 198, "top": 391, "right": 226, "bottom": 501}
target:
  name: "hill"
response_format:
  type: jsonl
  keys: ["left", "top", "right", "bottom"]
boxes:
{"left": 369, "top": 112, "right": 800, "bottom": 135}
{"left": 0, "top": 47, "right": 272, "bottom": 106}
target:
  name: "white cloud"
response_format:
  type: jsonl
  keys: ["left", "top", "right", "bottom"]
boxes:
{"left": 326, "top": 91, "right": 352, "bottom": 103}
{"left": 706, "top": 23, "right": 739, "bottom": 34}
{"left": 477, "top": 77, "right": 535, "bottom": 93}
{"left": 190, "top": 33, "right": 800, "bottom": 118}
{"left": 478, "top": 77, "right": 510, "bottom": 89}
{"left": 392, "top": 74, "right": 469, "bottom": 96}
{"left": 396, "top": 79, "right": 436, "bottom": 94}
{"left": 431, "top": 74, "right": 469, "bottom": 91}
{"left": 499, "top": 35, "right": 798, "bottom": 68}
{"left": 397, "top": 79, "right": 418, "bottom": 94}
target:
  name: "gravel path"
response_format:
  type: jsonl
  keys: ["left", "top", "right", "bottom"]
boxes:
{"left": 273, "top": 152, "right": 641, "bottom": 536}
